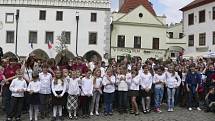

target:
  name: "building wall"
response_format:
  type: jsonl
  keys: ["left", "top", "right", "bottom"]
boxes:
{"left": 183, "top": 2, "right": 215, "bottom": 54}
{"left": 167, "top": 23, "right": 183, "bottom": 39}
{"left": 0, "top": 0, "right": 111, "bottom": 60}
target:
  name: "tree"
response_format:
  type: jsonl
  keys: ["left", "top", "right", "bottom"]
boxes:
{"left": 55, "top": 32, "right": 68, "bottom": 54}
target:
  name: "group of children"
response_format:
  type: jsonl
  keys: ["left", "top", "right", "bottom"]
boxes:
{"left": 2, "top": 60, "right": 215, "bottom": 121}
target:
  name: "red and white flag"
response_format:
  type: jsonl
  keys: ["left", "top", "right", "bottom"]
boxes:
{"left": 48, "top": 40, "right": 53, "bottom": 49}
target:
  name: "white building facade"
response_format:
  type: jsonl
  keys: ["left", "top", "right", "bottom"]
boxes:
{"left": 0, "top": 0, "right": 111, "bottom": 61}
{"left": 111, "top": 0, "right": 186, "bottom": 61}
{"left": 181, "top": 0, "right": 215, "bottom": 57}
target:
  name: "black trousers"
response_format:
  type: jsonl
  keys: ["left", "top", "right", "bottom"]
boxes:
{"left": 39, "top": 94, "right": 51, "bottom": 115}
{"left": 79, "top": 96, "right": 91, "bottom": 115}
{"left": 7, "top": 96, "right": 24, "bottom": 118}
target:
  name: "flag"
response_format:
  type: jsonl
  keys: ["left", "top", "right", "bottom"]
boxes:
{"left": 30, "top": 42, "right": 33, "bottom": 49}
{"left": 48, "top": 40, "right": 53, "bottom": 49}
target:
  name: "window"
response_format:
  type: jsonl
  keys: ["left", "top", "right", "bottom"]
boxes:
{"left": 169, "top": 32, "right": 173, "bottom": 38}
{"left": 45, "top": 32, "right": 54, "bottom": 43}
{"left": 179, "top": 33, "right": 183, "bottom": 39}
{"left": 188, "top": 35, "right": 194, "bottom": 47}
{"left": 29, "top": 31, "right": 37, "bottom": 43}
{"left": 89, "top": 32, "right": 97, "bottom": 44}
{"left": 64, "top": 31, "right": 71, "bottom": 44}
{"left": 171, "top": 53, "right": 176, "bottom": 58}
{"left": 6, "top": 31, "right": 14, "bottom": 43}
{"left": 213, "top": 32, "right": 215, "bottom": 45}
{"left": 134, "top": 36, "right": 141, "bottom": 48}
{"left": 152, "top": 38, "right": 159, "bottom": 49}
{"left": 56, "top": 11, "right": 63, "bottom": 21}
{"left": 199, "top": 10, "right": 205, "bottom": 23}
{"left": 91, "top": 13, "right": 97, "bottom": 22}
{"left": 188, "top": 13, "right": 194, "bottom": 25}
{"left": 39, "top": 10, "right": 46, "bottom": 20}
{"left": 5, "top": 13, "right": 14, "bottom": 23}
{"left": 199, "top": 33, "right": 206, "bottom": 46}
{"left": 117, "top": 35, "right": 125, "bottom": 48}
{"left": 213, "top": 7, "right": 215, "bottom": 20}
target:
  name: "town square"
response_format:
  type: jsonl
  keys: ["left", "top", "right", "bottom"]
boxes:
{"left": 0, "top": 0, "right": 215, "bottom": 121}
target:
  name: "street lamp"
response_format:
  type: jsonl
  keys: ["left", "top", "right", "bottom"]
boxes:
{"left": 75, "top": 11, "right": 79, "bottom": 56}
{"left": 15, "top": 9, "right": 19, "bottom": 56}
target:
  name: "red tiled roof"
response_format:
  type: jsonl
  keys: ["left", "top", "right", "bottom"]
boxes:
{"left": 119, "top": 0, "right": 156, "bottom": 16}
{"left": 180, "top": 0, "right": 215, "bottom": 11}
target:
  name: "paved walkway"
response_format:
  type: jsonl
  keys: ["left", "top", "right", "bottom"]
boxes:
{"left": 0, "top": 106, "right": 215, "bottom": 121}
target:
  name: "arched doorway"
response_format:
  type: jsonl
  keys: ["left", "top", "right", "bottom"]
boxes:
{"left": 3, "top": 51, "right": 18, "bottom": 61}
{"left": 31, "top": 49, "right": 49, "bottom": 60}
{"left": 83, "top": 51, "right": 102, "bottom": 62}
{"left": 55, "top": 49, "right": 75, "bottom": 65}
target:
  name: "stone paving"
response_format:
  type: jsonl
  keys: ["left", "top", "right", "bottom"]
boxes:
{"left": 0, "top": 106, "right": 215, "bottom": 121}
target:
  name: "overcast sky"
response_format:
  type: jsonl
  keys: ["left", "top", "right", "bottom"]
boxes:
{"left": 111, "top": 0, "right": 193, "bottom": 24}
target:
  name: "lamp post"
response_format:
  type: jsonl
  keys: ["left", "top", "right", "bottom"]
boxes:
{"left": 75, "top": 12, "right": 79, "bottom": 57}
{"left": 15, "top": 9, "right": 19, "bottom": 56}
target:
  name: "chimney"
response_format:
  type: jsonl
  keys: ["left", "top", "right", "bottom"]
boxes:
{"left": 119, "top": 0, "right": 126, "bottom": 9}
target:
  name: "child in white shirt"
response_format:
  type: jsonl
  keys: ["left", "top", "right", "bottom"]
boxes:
{"left": 51, "top": 70, "right": 66, "bottom": 121}
{"left": 7, "top": 69, "right": 27, "bottom": 121}
{"left": 67, "top": 71, "right": 80, "bottom": 119}
{"left": 140, "top": 65, "right": 153, "bottom": 114}
{"left": 153, "top": 67, "right": 166, "bottom": 113}
{"left": 27, "top": 71, "right": 41, "bottom": 121}
{"left": 102, "top": 68, "right": 116, "bottom": 115}
{"left": 127, "top": 70, "right": 141, "bottom": 115}
{"left": 90, "top": 68, "right": 102, "bottom": 116}
{"left": 80, "top": 69, "right": 93, "bottom": 118}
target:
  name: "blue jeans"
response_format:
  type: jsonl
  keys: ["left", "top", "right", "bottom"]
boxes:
{"left": 188, "top": 85, "right": 199, "bottom": 108}
{"left": 104, "top": 92, "right": 114, "bottom": 113}
{"left": 154, "top": 87, "right": 164, "bottom": 108}
{"left": 167, "top": 88, "right": 176, "bottom": 109}
{"left": 118, "top": 91, "right": 128, "bottom": 111}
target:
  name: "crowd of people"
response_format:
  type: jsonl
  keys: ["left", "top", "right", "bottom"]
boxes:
{"left": 0, "top": 53, "right": 215, "bottom": 121}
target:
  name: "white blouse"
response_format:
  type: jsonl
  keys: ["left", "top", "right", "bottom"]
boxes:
{"left": 165, "top": 72, "right": 181, "bottom": 88}
{"left": 128, "top": 75, "right": 141, "bottom": 91}
{"left": 81, "top": 77, "right": 93, "bottom": 96}
{"left": 39, "top": 72, "right": 52, "bottom": 94}
{"left": 51, "top": 79, "right": 67, "bottom": 97}
{"left": 116, "top": 74, "right": 129, "bottom": 91}
{"left": 140, "top": 72, "right": 153, "bottom": 90}
{"left": 153, "top": 73, "right": 166, "bottom": 88}
{"left": 27, "top": 80, "right": 41, "bottom": 93}
{"left": 102, "top": 75, "right": 116, "bottom": 93}
{"left": 67, "top": 78, "right": 80, "bottom": 96}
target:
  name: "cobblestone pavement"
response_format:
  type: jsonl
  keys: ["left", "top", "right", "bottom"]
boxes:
{"left": 0, "top": 106, "right": 215, "bottom": 121}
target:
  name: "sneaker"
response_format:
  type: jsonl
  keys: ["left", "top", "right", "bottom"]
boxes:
{"left": 171, "top": 108, "right": 174, "bottom": 112}
{"left": 146, "top": 109, "right": 150, "bottom": 113}
{"left": 95, "top": 111, "right": 99, "bottom": 116}
{"left": 188, "top": 108, "right": 192, "bottom": 111}
{"left": 143, "top": 110, "right": 147, "bottom": 114}
{"left": 90, "top": 112, "right": 94, "bottom": 116}
{"left": 6, "top": 118, "right": 12, "bottom": 121}
{"left": 156, "top": 108, "right": 162, "bottom": 113}
{"left": 104, "top": 112, "right": 108, "bottom": 116}
{"left": 168, "top": 108, "right": 171, "bottom": 112}
{"left": 109, "top": 112, "right": 113, "bottom": 116}
{"left": 135, "top": 112, "right": 139, "bottom": 116}
{"left": 197, "top": 107, "right": 201, "bottom": 111}
{"left": 15, "top": 118, "right": 21, "bottom": 121}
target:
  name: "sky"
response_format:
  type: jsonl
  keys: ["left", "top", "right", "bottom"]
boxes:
{"left": 111, "top": 0, "right": 193, "bottom": 24}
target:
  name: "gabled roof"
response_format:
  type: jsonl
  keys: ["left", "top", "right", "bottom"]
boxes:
{"left": 119, "top": 0, "right": 156, "bottom": 16}
{"left": 180, "top": 0, "right": 215, "bottom": 11}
